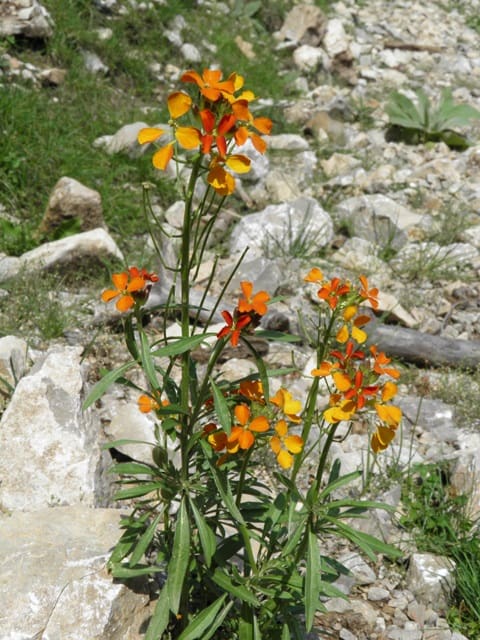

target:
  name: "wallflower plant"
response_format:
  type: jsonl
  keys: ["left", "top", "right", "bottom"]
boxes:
{"left": 85, "top": 68, "right": 402, "bottom": 639}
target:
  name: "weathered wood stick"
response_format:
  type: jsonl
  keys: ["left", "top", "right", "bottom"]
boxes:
{"left": 367, "top": 323, "right": 480, "bottom": 369}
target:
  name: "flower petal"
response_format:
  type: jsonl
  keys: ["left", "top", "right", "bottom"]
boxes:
{"left": 168, "top": 91, "right": 192, "bottom": 119}
{"left": 249, "top": 416, "right": 269, "bottom": 433}
{"left": 304, "top": 267, "right": 323, "bottom": 283}
{"left": 116, "top": 294, "right": 135, "bottom": 312}
{"left": 284, "top": 434, "right": 303, "bottom": 454}
{"left": 111, "top": 272, "right": 128, "bottom": 290}
{"left": 175, "top": 126, "right": 201, "bottom": 150}
{"left": 226, "top": 154, "right": 251, "bottom": 174}
{"left": 138, "top": 127, "right": 165, "bottom": 145}
{"left": 234, "top": 403, "right": 250, "bottom": 426}
{"left": 277, "top": 449, "right": 293, "bottom": 469}
{"left": 238, "top": 429, "right": 255, "bottom": 450}
{"left": 152, "top": 143, "right": 174, "bottom": 170}
{"left": 101, "top": 289, "right": 119, "bottom": 302}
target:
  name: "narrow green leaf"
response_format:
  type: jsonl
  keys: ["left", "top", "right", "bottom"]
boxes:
{"left": 177, "top": 595, "right": 230, "bottom": 640}
{"left": 82, "top": 360, "right": 136, "bottom": 409}
{"left": 150, "top": 334, "right": 210, "bottom": 357}
{"left": 168, "top": 497, "right": 191, "bottom": 614}
{"left": 110, "top": 563, "right": 164, "bottom": 578}
{"left": 145, "top": 584, "right": 171, "bottom": 640}
{"left": 113, "top": 482, "right": 162, "bottom": 501}
{"left": 281, "top": 623, "right": 290, "bottom": 640}
{"left": 110, "top": 462, "right": 156, "bottom": 476}
{"left": 210, "top": 377, "right": 232, "bottom": 435}
{"left": 189, "top": 498, "right": 216, "bottom": 567}
{"left": 316, "top": 470, "right": 362, "bottom": 501}
{"left": 281, "top": 514, "right": 308, "bottom": 557}
{"left": 305, "top": 529, "right": 320, "bottom": 631}
{"left": 334, "top": 521, "right": 403, "bottom": 560}
{"left": 212, "top": 569, "right": 260, "bottom": 606}
{"left": 139, "top": 328, "right": 160, "bottom": 390}
{"left": 200, "top": 440, "right": 245, "bottom": 524}
{"left": 129, "top": 512, "right": 162, "bottom": 567}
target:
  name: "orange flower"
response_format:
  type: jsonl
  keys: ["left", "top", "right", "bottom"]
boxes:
{"left": 371, "top": 425, "right": 397, "bottom": 453}
{"left": 204, "top": 423, "right": 228, "bottom": 452}
{"left": 138, "top": 394, "right": 160, "bottom": 413}
{"left": 138, "top": 91, "right": 201, "bottom": 170}
{"left": 237, "top": 281, "right": 270, "bottom": 316}
{"left": 227, "top": 404, "right": 269, "bottom": 452}
{"left": 181, "top": 68, "right": 237, "bottom": 101}
{"left": 359, "top": 275, "right": 379, "bottom": 310}
{"left": 101, "top": 271, "right": 146, "bottom": 312}
{"left": 304, "top": 267, "right": 323, "bottom": 283}
{"left": 239, "top": 380, "right": 265, "bottom": 403}
{"left": 270, "top": 419, "right": 303, "bottom": 469}
{"left": 128, "top": 267, "right": 159, "bottom": 283}
{"left": 198, "top": 109, "right": 236, "bottom": 156}
{"left": 323, "top": 398, "right": 357, "bottom": 424}
{"left": 370, "top": 346, "right": 400, "bottom": 379}
{"left": 332, "top": 370, "right": 378, "bottom": 410}
{"left": 318, "top": 277, "right": 351, "bottom": 310}
{"left": 206, "top": 153, "right": 251, "bottom": 195}
{"left": 270, "top": 388, "right": 302, "bottom": 423}
{"left": 336, "top": 312, "right": 370, "bottom": 345}
{"left": 217, "top": 310, "right": 251, "bottom": 347}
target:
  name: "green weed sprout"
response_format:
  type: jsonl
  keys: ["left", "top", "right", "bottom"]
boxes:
{"left": 386, "top": 88, "right": 480, "bottom": 149}
{"left": 84, "top": 68, "right": 403, "bottom": 639}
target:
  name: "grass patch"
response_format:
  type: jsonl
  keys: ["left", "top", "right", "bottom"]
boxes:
{"left": 400, "top": 462, "right": 480, "bottom": 637}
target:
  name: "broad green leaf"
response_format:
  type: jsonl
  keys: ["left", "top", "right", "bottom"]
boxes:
{"left": 210, "top": 378, "right": 232, "bottom": 435}
{"left": 305, "top": 529, "right": 320, "bottom": 631}
{"left": 386, "top": 91, "right": 424, "bottom": 131}
{"left": 168, "top": 496, "right": 191, "bottom": 614}
{"left": 189, "top": 498, "right": 216, "bottom": 567}
{"left": 129, "top": 511, "right": 162, "bottom": 567}
{"left": 177, "top": 595, "right": 230, "bottom": 640}
{"left": 150, "top": 333, "right": 210, "bottom": 357}
{"left": 113, "top": 482, "right": 162, "bottom": 501}
{"left": 145, "top": 584, "right": 170, "bottom": 640}
{"left": 83, "top": 360, "right": 136, "bottom": 409}
{"left": 415, "top": 89, "right": 431, "bottom": 131}
{"left": 212, "top": 569, "right": 260, "bottom": 606}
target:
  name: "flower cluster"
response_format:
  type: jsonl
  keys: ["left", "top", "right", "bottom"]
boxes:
{"left": 305, "top": 268, "right": 402, "bottom": 453}
{"left": 101, "top": 267, "right": 158, "bottom": 312}
{"left": 204, "top": 381, "right": 304, "bottom": 469}
{"left": 138, "top": 68, "right": 273, "bottom": 195}
{"left": 217, "top": 280, "right": 270, "bottom": 347}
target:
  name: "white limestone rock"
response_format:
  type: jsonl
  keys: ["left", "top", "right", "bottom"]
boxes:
{"left": 230, "top": 197, "right": 333, "bottom": 258}
{"left": 0, "top": 345, "right": 110, "bottom": 510}
{"left": 0, "top": 506, "right": 151, "bottom": 639}
{"left": 406, "top": 553, "right": 455, "bottom": 613}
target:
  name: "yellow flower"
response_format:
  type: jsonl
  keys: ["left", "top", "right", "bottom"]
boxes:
{"left": 270, "top": 420, "right": 303, "bottom": 469}
{"left": 270, "top": 388, "right": 302, "bottom": 423}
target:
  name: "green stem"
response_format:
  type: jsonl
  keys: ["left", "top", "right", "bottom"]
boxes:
{"left": 179, "top": 156, "right": 202, "bottom": 475}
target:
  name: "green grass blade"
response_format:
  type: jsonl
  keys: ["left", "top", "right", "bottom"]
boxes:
{"left": 212, "top": 569, "right": 260, "bottom": 606}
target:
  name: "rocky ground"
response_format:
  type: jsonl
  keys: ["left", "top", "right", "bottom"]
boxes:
{"left": 2, "top": 0, "right": 480, "bottom": 639}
